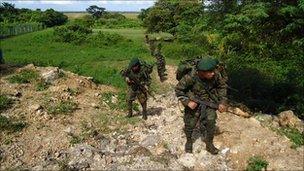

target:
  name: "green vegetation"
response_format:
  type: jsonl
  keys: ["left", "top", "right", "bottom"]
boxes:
{"left": 141, "top": 0, "right": 304, "bottom": 118}
{"left": 46, "top": 100, "right": 77, "bottom": 115}
{"left": 101, "top": 91, "right": 139, "bottom": 112}
{"left": 278, "top": 127, "right": 304, "bottom": 148}
{"left": 0, "top": 22, "right": 44, "bottom": 38}
{"left": 246, "top": 156, "right": 268, "bottom": 171}
{"left": 0, "top": 94, "right": 13, "bottom": 112}
{"left": 0, "top": 115, "right": 27, "bottom": 133}
{"left": 35, "top": 80, "right": 50, "bottom": 91}
{"left": 7, "top": 69, "right": 39, "bottom": 84}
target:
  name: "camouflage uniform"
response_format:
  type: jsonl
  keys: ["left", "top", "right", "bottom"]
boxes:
{"left": 122, "top": 59, "right": 152, "bottom": 120}
{"left": 147, "top": 36, "right": 167, "bottom": 82}
{"left": 154, "top": 43, "right": 167, "bottom": 82}
{"left": 175, "top": 67, "right": 227, "bottom": 154}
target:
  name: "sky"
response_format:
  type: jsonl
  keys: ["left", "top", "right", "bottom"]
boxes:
{"left": 1, "top": 0, "right": 156, "bottom": 12}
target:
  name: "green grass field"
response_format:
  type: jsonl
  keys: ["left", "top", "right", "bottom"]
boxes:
{"left": 1, "top": 27, "right": 178, "bottom": 89}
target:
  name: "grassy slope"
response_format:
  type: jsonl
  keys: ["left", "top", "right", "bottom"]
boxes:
{"left": 1, "top": 27, "right": 178, "bottom": 89}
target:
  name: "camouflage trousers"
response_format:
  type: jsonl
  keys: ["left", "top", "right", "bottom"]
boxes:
{"left": 127, "top": 88, "right": 147, "bottom": 115}
{"left": 183, "top": 106, "right": 217, "bottom": 140}
{"left": 154, "top": 54, "right": 167, "bottom": 81}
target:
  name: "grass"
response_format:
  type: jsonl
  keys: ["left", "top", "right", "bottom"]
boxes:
{"left": 100, "top": 91, "right": 139, "bottom": 112}
{"left": 0, "top": 94, "right": 13, "bottom": 112}
{"left": 278, "top": 127, "right": 304, "bottom": 148}
{"left": 246, "top": 156, "right": 268, "bottom": 171}
{"left": 7, "top": 69, "right": 39, "bottom": 84}
{"left": 0, "top": 115, "right": 27, "bottom": 133}
{"left": 46, "top": 100, "right": 78, "bottom": 116}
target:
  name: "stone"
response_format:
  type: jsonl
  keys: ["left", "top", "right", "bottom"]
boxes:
{"left": 30, "top": 104, "right": 42, "bottom": 112}
{"left": 228, "top": 107, "right": 251, "bottom": 118}
{"left": 41, "top": 67, "right": 60, "bottom": 84}
{"left": 178, "top": 153, "right": 196, "bottom": 168}
{"left": 140, "top": 135, "right": 161, "bottom": 148}
{"left": 277, "top": 110, "right": 303, "bottom": 132}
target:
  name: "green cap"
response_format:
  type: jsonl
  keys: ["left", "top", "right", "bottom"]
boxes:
{"left": 129, "top": 58, "right": 140, "bottom": 68}
{"left": 197, "top": 58, "right": 217, "bottom": 71}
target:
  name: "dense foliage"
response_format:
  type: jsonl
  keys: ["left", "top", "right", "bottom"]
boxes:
{"left": 141, "top": 0, "right": 304, "bottom": 118}
{"left": 0, "top": 2, "right": 67, "bottom": 27}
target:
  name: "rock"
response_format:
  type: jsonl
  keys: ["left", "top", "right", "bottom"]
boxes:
{"left": 30, "top": 104, "right": 42, "bottom": 112}
{"left": 129, "top": 146, "right": 152, "bottom": 156}
{"left": 178, "top": 153, "right": 196, "bottom": 168}
{"left": 91, "top": 103, "right": 99, "bottom": 108}
{"left": 111, "top": 95, "right": 118, "bottom": 104}
{"left": 228, "top": 107, "right": 251, "bottom": 118}
{"left": 140, "top": 135, "right": 161, "bottom": 148}
{"left": 21, "top": 64, "right": 35, "bottom": 71}
{"left": 105, "top": 155, "right": 113, "bottom": 164}
{"left": 68, "top": 158, "right": 90, "bottom": 170}
{"left": 64, "top": 127, "right": 74, "bottom": 135}
{"left": 221, "top": 148, "right": 230, "bottom": 155}
{"left": 277, "top": 110, "right": 303, "bottom": 131}
{"left": 40, "top": 67, "right": 60, "bottom": 84}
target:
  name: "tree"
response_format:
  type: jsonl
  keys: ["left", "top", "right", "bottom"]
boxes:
{"left": 86, "top": 5, "right": 106, "bottom": 19}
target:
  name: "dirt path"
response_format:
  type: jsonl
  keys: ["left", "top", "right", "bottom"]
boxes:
{"left": 0, "top": 65, "right": 303, "bottom": 170}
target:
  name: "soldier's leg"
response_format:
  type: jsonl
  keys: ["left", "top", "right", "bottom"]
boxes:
{"left": 184, "top": 107, "right": 197, "bottom": 153}
{"left": 126, "top": 89, "right": 137, "bottom": 118}
{"left": 155, "top": 54, "right": 167, "bottom": 82}
{"left": 138, "top": 92, "right": 148, "bottom": 120}
{"left": 205, "top": 108, "right": 219, "bottom": 155}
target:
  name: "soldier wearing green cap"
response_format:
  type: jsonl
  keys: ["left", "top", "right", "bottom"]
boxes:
{"left": 121, "top": 58, "right": 153, "bottom": 120}
{"left": 175, "top": 57, "right": 228, "bottom": 154}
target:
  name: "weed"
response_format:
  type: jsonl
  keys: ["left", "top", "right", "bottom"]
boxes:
{"left": 7, "top": 70, "right": 39, "bottom": 84}
{"left": 278, "top": 127, "right": 304, "bottom": 148}
{"left": 0, "top": 115, "right": 27, "bottom": 133}
{"left": 0, "top": 94, "right": 13, "bottom": 112}
{"left": 35, "top": 80, "right": 50, "bottom": 91}
{"left": 246, "top": 156, "right": 268, "bottom": 171}
{"left": 47, "top": 100, "right": 77, "bottom": 115}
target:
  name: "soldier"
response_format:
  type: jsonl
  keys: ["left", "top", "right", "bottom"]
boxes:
{"left": 121, "top": 58, "right": 153, "bottom": 120}
{"left": 154, "top": 43, "right": 167, "bottom": 82}
{"left": 175, "top": 58, "right": 228, "bottom": 155}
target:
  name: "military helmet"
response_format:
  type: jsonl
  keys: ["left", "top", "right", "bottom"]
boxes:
{"left": 197, "top": 58, "right": 217, "bottom": 71}
{"left": 129, "top": 57, "right": 140, "bottom": 68}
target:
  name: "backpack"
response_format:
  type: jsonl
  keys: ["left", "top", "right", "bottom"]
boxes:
{"left": 176, "top": 58, "right": 201, "bottom": 80}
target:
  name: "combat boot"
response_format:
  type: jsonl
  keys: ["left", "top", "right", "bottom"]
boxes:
{"left": 205, "top": 131, "right": 219, "bottom": 155}
{"left": 185, "top": 138, "right": 193, "bottom": 153}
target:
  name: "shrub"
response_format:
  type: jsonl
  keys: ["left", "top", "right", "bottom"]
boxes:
{"left": 88, "top": 31, "right": 125, "bottom": 47}
{"left": 246, "top": 156, "right": 268, "bottom": 171}
{"left": 53, "top": 23, "right": 92, "bottom": 44}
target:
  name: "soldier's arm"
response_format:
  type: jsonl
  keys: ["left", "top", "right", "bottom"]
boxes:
{"left": 175, "top": 74, "right": 194, "bottom": 106}
{"left": 217, "top": 74, "right": 228, "bottom": 104}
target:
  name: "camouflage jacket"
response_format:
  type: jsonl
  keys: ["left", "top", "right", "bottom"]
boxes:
{"left": 175, "top": 70, "right": 227, "bottom": 107}
{"left": 121, "top": 64, "right": 152, "bottom": 91}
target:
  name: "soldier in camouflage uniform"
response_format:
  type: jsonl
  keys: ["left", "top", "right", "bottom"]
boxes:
{"left": 121, "top": 58, "right": 153, "bottom": 120}
{"left": 175, "top": 58, "right": 228, "bottom": 154}
{"left": 154, "top": 43, "right": 167, "bottom": 82}
{"left": 146, "top": 35, "right": 167, "bottom": 82}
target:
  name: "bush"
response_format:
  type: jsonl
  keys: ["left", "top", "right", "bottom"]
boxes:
{"left": 94, "top": 18, "right": 141, "bottom": 29}
{"left": 53, "top": 23, "right": 92, "bottom": 44}
{"left": 88, "top": 31, "right": 125, "bottom": 47}
{"left": 163, "top": 42, "right": 206, "bottom": 60}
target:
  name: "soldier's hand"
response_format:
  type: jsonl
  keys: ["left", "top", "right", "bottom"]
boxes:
{"left": 188, "top": 101, "right": 198, "bottom": 110}
{"left": 218, "top": 104, "right": 227, "bottom": 113}
{"left": 126, "top": 77, "right": 133, "bottom": 84}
